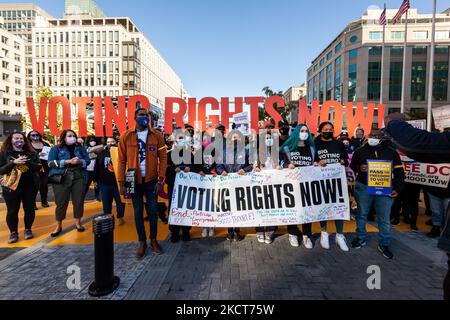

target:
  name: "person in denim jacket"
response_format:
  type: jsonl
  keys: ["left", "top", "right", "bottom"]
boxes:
{"left": 48, "top": 130, "right": 90, "bottom": 237}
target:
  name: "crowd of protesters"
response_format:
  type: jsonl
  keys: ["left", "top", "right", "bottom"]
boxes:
{"left": 1, "top": 110, "right": 449, "bottom": 266}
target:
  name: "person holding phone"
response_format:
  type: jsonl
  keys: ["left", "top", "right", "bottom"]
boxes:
{"left": 48, "top": 130, "right": 90, "bottom": 237}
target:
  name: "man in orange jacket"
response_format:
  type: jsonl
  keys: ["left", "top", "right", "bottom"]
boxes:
{"left": 118, "top": 108, "right": 167, "bottom": 259}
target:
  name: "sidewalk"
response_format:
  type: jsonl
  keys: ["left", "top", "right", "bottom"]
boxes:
{"left": 0, "top": 231, "right": 446, "bottom": 300}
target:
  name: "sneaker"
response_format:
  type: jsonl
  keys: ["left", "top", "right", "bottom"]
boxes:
{"left": 320, "top": 231, "right": 330, "bottom": 249}
{"left": 201, "top": 228, "right": 208, "bottom": 238}
{"left": 302, "top": 236, "right": 313, "bottom": 249}
{"left": 233, "top": 232, "right": 244, "bottom": 242}
{"left": 391, "top": 218, "right": 400, "bottom": 226}
{"left": 117, "top": 218, "right": 125, "bottom": 226}
{"left": 288, "top": 234, "right": 299, "bottom": 247}
{"left": 8, "top": 232, "right": 18, "bottom": 244}
{"left": 426, "top": 226, "right": 441, "bottom": 238}
{"left": 24, "top": 229, "right": 34, "bottom": 240}
{"left": 410, "top": 224, "right": 418, "bottom": 231}
{"left": 256, "top": 233, "right": 265, "bottom": 243}
{"left": 227, "top": 232, "right": 234, "bottom": 241}
{"left": 208, "top": 228, "right": 215, "bottom": 238}
{"left": 351, "top": 238, "right": 367, "bottom": 249}
{"left": 336, "top": 234, "right": 349, "bottom": 252}
{"left": 378, "top": 245, "right": 394, "bottom": 259}
{"left": 42, "top": 202, "right": 50, "bottom": 208}
{"left": 264, "top": 233, "right": 273, "bottom": 244}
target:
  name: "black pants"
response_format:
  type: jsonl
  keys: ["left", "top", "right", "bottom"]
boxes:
{"left": 403, "top": 183, "right": 421, "bottom": 226}
{"left": 167, "top": 183, "right": 191, "bottom": 235}
{"left": 3, "top": 178, "right": 37, "bottom": 233}
{"left": 84, "top": 171, "right": 99, "bottom": 199}
{"left": 35, "top": 170, "right": 49, "bottom": 204}
{"left": 287, "top": 224, "right": 312, "bottom": 237}
{"left": 228, "top": 228, "right": 241, "bottom": 234}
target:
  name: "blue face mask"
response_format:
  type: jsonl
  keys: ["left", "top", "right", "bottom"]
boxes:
{"left": 137, "top": 116, "right": 149, "bottom": 128}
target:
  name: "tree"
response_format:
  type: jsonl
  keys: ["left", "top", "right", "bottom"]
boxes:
{"left": 261, "top": 86, "right": 291, "bottom": 124}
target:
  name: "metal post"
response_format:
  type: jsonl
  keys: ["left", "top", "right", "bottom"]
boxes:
{"left": 427, "top": 0, "right": 437, "bottom": 132}
{"left": 400, "top": 10, "right": 408, "bottom": 113}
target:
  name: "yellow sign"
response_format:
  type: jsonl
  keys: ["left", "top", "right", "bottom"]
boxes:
{"left": 367, "top": 161, "right": 392, "bottom": 187}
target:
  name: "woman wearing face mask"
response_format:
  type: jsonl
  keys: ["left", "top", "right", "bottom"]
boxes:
{"left": 27, "top": 130, "right": 51, "bottom": 208}
{"left": 351, "top": 127, "right": 366, "bottom": 151}
{"left": 280, "top": 125, "right": 316, "bottom": 249}
{"left": 83, "top": 136, "right": 101, "bottom": 201}
{"left": 315, "top": 121, "right": 350, "bottom": 252}
{"left": 48, "top": 130, "right": 90, "bottom": 237}
{"left": 94, "top": 137, "right": 125, "bottom": 226}
{"left": 166, "top": 130, "right": 195, "bottom": 243}
{"left": 254, "top": 129, "right": 282, "bottom": 244}
{"left": 1, "top": 132, "right": 42, "bottom": 244}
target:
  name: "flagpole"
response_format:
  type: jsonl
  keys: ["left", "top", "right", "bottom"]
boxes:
{"left": 427, "top": 0, "right": 437, "bottom": 131}
{"left": 400, "top": 10, "right": 408, "bottom": 113}
{"left": 380, "top": 4, "right": 386, "bottom": 105}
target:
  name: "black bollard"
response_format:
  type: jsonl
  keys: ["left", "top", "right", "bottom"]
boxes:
{"left": 88, "top": 215, "right": 120, "bottom": 297}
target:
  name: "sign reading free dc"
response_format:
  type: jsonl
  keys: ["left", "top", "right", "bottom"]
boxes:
{"left": 367, "top": 160, "right": 393, "bottom": 196}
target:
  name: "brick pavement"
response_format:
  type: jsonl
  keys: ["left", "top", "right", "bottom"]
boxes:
{"left": 0, "top": 230, "right": 446, "bottom": 300}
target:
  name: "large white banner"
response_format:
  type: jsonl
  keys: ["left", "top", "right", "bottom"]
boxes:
{"left": 169, "top": 164, "right": 350, "bottom": 228}
{"left": 403, "top": 162, "right": 450, "bottom": 188}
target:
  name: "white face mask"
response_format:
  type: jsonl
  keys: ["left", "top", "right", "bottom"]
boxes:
{"left": 176, "top": 139, "right": 186, "bottom": 148}
{"left": 66, "top": 137, "right": 77, "bottom": 146}
{"left": 368, "top": 138, "right": 381, "bottom": 147}
{"left": 265, "top": 138, "right": 274, "bottom": 147}
{"left": 299, "top": 132, "right": 309, "bottom": 141}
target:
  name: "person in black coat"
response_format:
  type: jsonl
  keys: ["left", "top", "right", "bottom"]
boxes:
{"left": 384, "top": 113, "right": 450, "bottom": 300}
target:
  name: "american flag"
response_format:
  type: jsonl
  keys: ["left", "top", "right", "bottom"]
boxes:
{"left": 379, "top": 6, "right": 387, "bottom": 25}
{"left": 393, "top": 0, "right": 410, "bottom": 24}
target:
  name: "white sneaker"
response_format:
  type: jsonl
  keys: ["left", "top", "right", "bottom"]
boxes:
{"left": 336, "top": 233, "right": 349, "bottom": 252}
{"left": 320, "top": 231, "right": 330, "bottom": 249}
{"left": 257, "top": 233, "right": 265, "bottom": 243}
{"left": 289, "top": 234, "right": 299, "bottom": 247}
{"left": 201, "top": 228, "right": 208, "bottom": 238}
{"left": 208, "top": 228, "right": 215, "bottom": 238}
{"left": 302, "top": 235, "right": 313, "bottom": 249}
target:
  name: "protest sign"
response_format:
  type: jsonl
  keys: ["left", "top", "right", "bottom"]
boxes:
{"left": 403, "top": 162, "right": 450, "bottom": 189}
{"left": 233, "top": 112, "right": 250, "bottom": 135}
{"left": 432, "top": 105, "right": 450, "bottom": 130}
{"left": 367, "top": 160, "right": 393, "bottom": 196}
{"left": 169, "top": 164, "right": 350, "bottom": 228}
{"left": 39, "top": 146, "right": 51, "bottom": 161}
{"left": 407, "top": 120, "right": 426, "bottom": 130}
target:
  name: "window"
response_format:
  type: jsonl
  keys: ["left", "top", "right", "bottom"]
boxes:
{"left": 435, "top": 46, "right": 449, "bottom": 54}
{"left": 410, "top": 62, "right": 426, "bottom": 101}
{"left": 348, "top": 64, "right": 357, "bottom": 102}
{"left": 391, "top": 31, "right": 405, "bottom": 40}
{"left": 391, "top": 46, "right": 403, "bottom": 55}
{"left": 434, "top": 62, "right": 448, "bottom": 101}
{"left": 319, "top": 58, "right": 325, "bottom": 67}
{"left": 313, "top": 65, "right": 318, "bottom": 72}
{"left": 327, "top": 51, "right": 332, "bottom": 61}
{"left": 313, "top": 75, "right": 318, "bottom": 100}
{"left": 349, "top": 35, "right": 358, "bottom": 43}
{"left": 319, "top": 79, "right": 324, "bottom": 104}
{"left": 435, "top": 31, "right": 449, "bottom": 39}
{"left": 326, "top": 64, "right": 333, "bottom": 100}
{"left": 413, "top": 31, "right": 428, "bottom": 40}
{"left": 368, "top": 46, "right": 382, "bottom": 56}
{"left": 335, "top": 42, "right": 342, "bottom": 53}
{"left": 389, "top": 62, "right": 403, "bottom": 101}
{"left": 369, "top": 31, "right": 383, "bottom": 40}
{"left": 307, "top": 79, "right": 312, "bottom": 104}
{"left": 349, "top": 49, "right": 358, "bottom": 59}
{"left": 412, "top": 46, "right": 427, "bottom": 55}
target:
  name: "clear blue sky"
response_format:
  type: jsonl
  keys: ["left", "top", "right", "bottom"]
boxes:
{"left": 2, "top": 0, "right": 448, "bottom": 97}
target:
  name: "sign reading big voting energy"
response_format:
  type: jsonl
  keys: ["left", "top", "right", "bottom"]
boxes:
{"left": 367, "top": 160, "right": 393, "bottom": 196}
{"left": 169, "top": 164, "right": 350, "bottom": 228}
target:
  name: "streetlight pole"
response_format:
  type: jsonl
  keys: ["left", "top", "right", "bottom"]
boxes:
{"left": 426, "top": 0, "right": 437, "bottom": 132}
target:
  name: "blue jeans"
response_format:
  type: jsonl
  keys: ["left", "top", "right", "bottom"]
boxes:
{"left": 132, "top": 179, "right": 158, "bottom": 241}
{"left": 428, "top": 193, "right": 450, "bottom": 227}
{"left": 354, "top": 182, "right": 394, "bottom": 246}
{"left": 99, "top": 183, "right": 125, "bottom": 218}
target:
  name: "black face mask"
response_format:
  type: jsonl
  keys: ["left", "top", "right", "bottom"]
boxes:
{"left": 322, "top": 132, "right": 334, "bottom": 140}
{"left": 280, "top": 127, "right": 289, "bottom": 135}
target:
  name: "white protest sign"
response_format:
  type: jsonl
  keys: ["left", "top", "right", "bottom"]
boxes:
{"left": 407, "top": 120, "right": 426, "bottom": 130}
{"left": 233, "top": 112, "right": 250, "bottom": 136}
{"left": 169, "top": 164, "right": 350, "bottom": 228}
{"left": 432, "top": 105, "right": 450, "bottom": 130}
{"left": 157, "top": 119, "right": 165, "bottom": 129}
{"left": 403, "top": 162, "right": 450, "bottom": 189}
